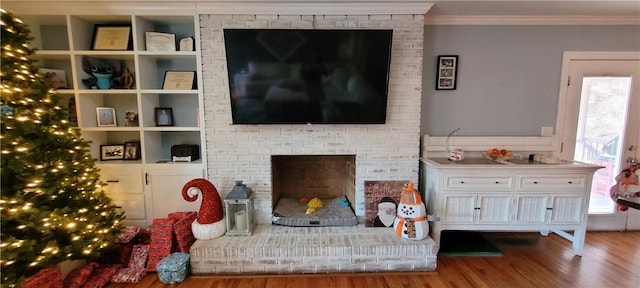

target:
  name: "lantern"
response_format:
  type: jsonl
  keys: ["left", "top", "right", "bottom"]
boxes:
{"left": 224, "top": 180, "right": 256, "bottom": 236}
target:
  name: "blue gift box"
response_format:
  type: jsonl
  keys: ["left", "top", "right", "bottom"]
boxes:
{"left": 156, "top": 252, "right": 190, "bottom": 284}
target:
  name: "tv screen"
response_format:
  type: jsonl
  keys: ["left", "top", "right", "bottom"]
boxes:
{"left": 223, "top": 29, "right": 393, "bottom": 124}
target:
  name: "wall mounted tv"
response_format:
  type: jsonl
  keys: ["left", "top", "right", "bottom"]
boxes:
{"left": 223, "top": 29, "right": 393, "bottom": 124}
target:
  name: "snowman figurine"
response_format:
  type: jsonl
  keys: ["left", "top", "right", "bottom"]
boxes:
{"left": 393, "top": 182, "right": 429, "bottom": 240}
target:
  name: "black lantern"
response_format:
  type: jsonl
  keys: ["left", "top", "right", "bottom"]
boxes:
{"left": 224, "top": 180, "right": 256, "bottom": 236}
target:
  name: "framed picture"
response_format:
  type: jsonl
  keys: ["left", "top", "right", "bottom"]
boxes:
{"left": 145, "top": 31, "right": 176, "bottom": 52}
{"left": 92, "top": 25, "right": 132, "bottom": 50}
{"left": 38, "top": 68, "right": 68, "bottom": 89}
{"left": 162, "top": 71, "right": 195, "bottom": 90}
{"left": 436, "top": 55, "right": 458, "bottom": 90}
{"left": 100, "top": 144, "right": 125, "bottom": 161}
{"left": 155, "top": 107, "right": 174, "bottom": 126}
{"left": 123, "top": 141, "right": 140, "bottom": 160}
{"left": 124, "top": 110, "right": 139, "bottom": 127}
{"left": 96, "top": 107, "right": 117, "bottom": 127}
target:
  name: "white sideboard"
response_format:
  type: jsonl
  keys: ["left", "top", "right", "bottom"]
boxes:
{"left": 421, "top": 158, "right": 602, "bottom": 256}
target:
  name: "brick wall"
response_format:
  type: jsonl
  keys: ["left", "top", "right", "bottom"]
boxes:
{"left": 199, "top": 14, "right": 424, "bottom": 223}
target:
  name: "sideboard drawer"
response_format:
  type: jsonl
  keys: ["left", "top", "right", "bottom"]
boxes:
{"left": 444, "top": 175, "right": 513, "bottom": 191}
{"left": 517, "top": 174, "right": 587, "bottom": 191}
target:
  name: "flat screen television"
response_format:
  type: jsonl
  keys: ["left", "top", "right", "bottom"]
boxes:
{"left": 223, "top": 29, "right": 393, "bottom": 124}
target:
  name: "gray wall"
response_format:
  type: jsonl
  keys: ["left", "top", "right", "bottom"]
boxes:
{"left": 421, "top": 25, "right": 640, "bottom": 136}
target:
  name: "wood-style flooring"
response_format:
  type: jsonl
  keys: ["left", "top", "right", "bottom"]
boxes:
{"left": 107, "top": 231, "right": 640, "bottom": 288}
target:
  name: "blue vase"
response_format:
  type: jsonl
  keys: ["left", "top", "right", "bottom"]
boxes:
{"left": 93, "top": 73, "right": 112, "bottom": 89}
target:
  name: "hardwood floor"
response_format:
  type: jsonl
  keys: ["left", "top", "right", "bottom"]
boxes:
{"left": 107, "top": 231, "right": 640, "bottom": 288}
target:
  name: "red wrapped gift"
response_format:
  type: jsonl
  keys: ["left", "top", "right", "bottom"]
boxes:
{"left": 81, "top": 264, "right": 121, "bottom": 288}
{"left": 128, "top": 244, "right": 150, "bottom": 269}
{"left": 23, "top": 265, "right": 63, "bottom": 288}
{"left": 147, "top": 218, "right": 177, "bottom": 271}
{"left": 110, "top": 267, "right": 147, "bottom": 284}
{"left": 63, "top": 262, "right": 99, "bottom": 288}
{"left": 116, "top": 226, "right": 142, "bottom": 244}
{"left": 97, "top": 243, "right": 133, "bottom": 266}
{"left": 172, "top": 213, "right": 197, "bottom": 253}
{"left": 168, "top": 211, "right": 197, "bottom": 220}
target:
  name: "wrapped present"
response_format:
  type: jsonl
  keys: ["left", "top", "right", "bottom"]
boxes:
{"left": 111, "top": 267, "right": 146, "bottom": 284}
{"left": 172, "top": 213, "right": 197, "bottom": 253}
{"left": 128, "top": 244, "right": 150, "bottom": 269}
{"left": 97, "top": 243, "right": 133, "bottom": 266}
{"left": 63, "top": 262, "right": 99, "bottom": 288}
{"left": 116, "top": 226, "right": 142, "bottom": 244}
{"left": 82, "top": 264, "right": 121, "bottom": 288}
{"left": 168, "top": 211, "right": 197, "bottom": 220}
{"left": 147, "top": 218, "right": 177, "bottom": 272}
{"left": 156, "top": 252, "right": 190, "bottom": 284}
{"left": 23, "top": 265, "right": 63, "bottom": 288}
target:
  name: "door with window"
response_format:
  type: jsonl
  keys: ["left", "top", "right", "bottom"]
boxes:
{"left": 557, "top": 52, "right": 640, "bottom": 231}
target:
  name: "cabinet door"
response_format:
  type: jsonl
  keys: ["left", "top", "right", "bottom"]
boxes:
{"left": 477, "top": 194, "right": 511, "bottom": 224}
{"left": 442, "top": 194, "right": 476, "bottom": 223}
{"left": 548, "top": 195, "right": 584, "bottom": 224}
{"left": 98, "top": 164, "right": 146, "bottom": 222}
{"left": 514, "top": 195, "right": 549, "bottom": 224}
{"left": 145, "top": 166, "right": 204, "bottom": 223}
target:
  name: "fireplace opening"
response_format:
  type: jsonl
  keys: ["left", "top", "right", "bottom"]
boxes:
{"left": 271, "top": 155, "right": 358, "bottom": 226}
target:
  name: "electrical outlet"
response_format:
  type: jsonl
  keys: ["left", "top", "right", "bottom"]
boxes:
{"left": 541, "top": 126, "right": 553, "bottom": 137}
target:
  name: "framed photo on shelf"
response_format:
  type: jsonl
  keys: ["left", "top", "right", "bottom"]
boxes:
{"left": 123, "top": 141, "right": 140, "bottom": 160}
{"left": 145, "top": 31, "right": 176, "bottom": 52}
{"left": 162, "top": 71, "right": 195, "bottom": 90}
{"left": 96, "top": 107, "right": 117, "bottom": 127}
{"left": 436, "top": 55, "right": 458, "bottom": 90}
{"left": 38, "top": 68, "right": 68, "bottom": 89}
{"left": 155, "top": 107, "right": 174, "bottom": 127}
{"left": 92, "top": 25, "right": 132, "bottom": 50}
{"left": 100, "top": 144, "right": 125, "bottom": 161}
{"left": 124, "top": 110, "right": 139, "bottom": 127}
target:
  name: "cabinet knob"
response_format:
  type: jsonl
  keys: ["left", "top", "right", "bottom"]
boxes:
{"left": 495, "top": 181, "right": 499, "bottom": 184}
{"left": 533, "top": 181, "right": 538, "bottom": 184}
{"left": 460, "top": 181, "right": 465, "bottom": 184}
{"left": 546, "top": 207, "right": 553, "bottom": 210}
{"left": 568, "top": 181, "right": 573, "bottom": 184}
{"left": 106, "top": 180, "right": 120, "bottom": 183}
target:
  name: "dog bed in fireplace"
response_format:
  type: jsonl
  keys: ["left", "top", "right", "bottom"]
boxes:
{"left": 272, "top": 196, "right": 358, "bottom": 226}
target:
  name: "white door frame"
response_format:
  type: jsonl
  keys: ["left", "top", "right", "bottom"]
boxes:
{"left": 555, "top": 51, "right": 640, "bottom": 231}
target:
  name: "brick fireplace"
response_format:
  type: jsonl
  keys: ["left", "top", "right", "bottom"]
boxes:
{"left": 191, "top": 6, "right": 436, "bottom": 274}
{"left": 200, "top": 13, "right": 425, "bottom": 224}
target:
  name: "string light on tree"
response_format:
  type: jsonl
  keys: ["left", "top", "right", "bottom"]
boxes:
{"left": 1, "top": 9, "right": 124, "bottom": 287}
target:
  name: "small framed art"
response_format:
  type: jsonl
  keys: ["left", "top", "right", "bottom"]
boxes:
{"left": 162, "top": 71, "right": 195, "bottom": 90}
{"left": 145, "top": 32, "right": 176, "bottom": 52}
{"left": 96, "top": 107, "right": 117, "bottom": 127}
{"left": 92, "top": 25, "right": 132, "bottom": 50}
{"left": 39, "top": 68, "right": 68, "bottom": 89}
{"left": 124, "top": 141, "right": 140, "bottom": 160}
{"left": 436, "top": 55, "right": 458, "bottom": 90}
{"left": 155, "top": 107, "right": 174, "bottom": 126}
{"left": 100, "top": 144, "right": 125, "bottom": 161}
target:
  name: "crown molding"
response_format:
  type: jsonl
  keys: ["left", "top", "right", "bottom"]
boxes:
{"left": 2, "top": 1, "right": 433, "bottom": 16}
{"left": 196, "top": 1, "right": 433, "bottom": 15}
{"left": 425, "top": 15, "right": 640, "bottom": 26}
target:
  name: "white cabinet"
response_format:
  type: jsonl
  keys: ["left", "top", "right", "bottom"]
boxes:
{"left": 13, "top": 11, "right": 206, "bottom": 227}
{"left": 98, "top": 164, "right": 147, "bottom": 226}
{"left": 144, "top": 166, "right": 204, "bottom": 225}
{"left": 442, "top": 194, "right": 511, "bottom": 224}
{"left": 422, "top": 158, "right": 601, "bottom": 256}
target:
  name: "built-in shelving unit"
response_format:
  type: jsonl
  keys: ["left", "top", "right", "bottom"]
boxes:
{"left": 12, "top": 10, "right": 206, "bottom": 226}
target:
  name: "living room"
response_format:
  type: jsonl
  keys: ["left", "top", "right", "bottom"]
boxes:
{"left": 1, "top": 0, "right": 638, "bottom": 287}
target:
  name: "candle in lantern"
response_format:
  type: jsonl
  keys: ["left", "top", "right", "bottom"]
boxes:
{"left": 235, "top": 210, "right": 247, "bottom": 230}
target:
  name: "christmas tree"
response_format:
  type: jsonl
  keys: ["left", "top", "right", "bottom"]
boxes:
{"left": 1, "top": 10, "right": 124, "bottom": 287}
